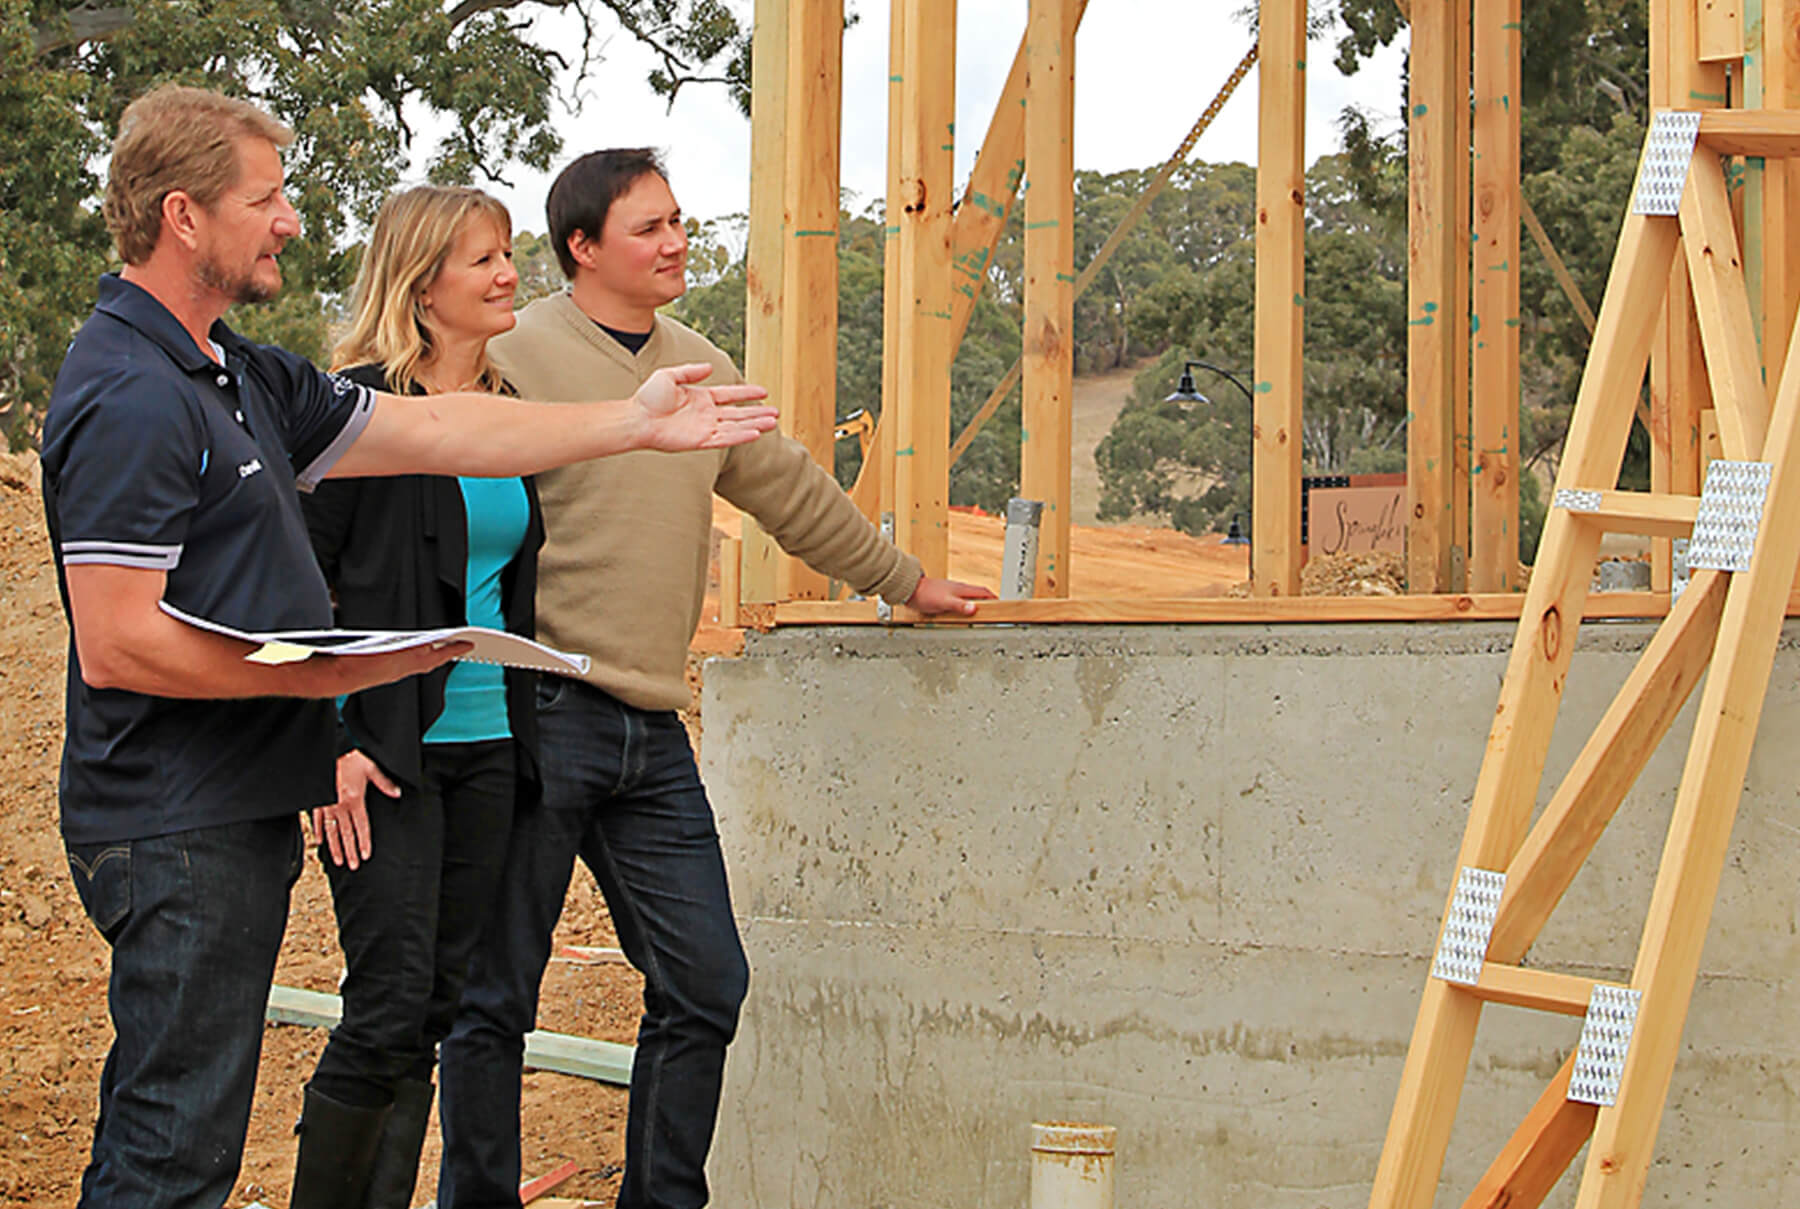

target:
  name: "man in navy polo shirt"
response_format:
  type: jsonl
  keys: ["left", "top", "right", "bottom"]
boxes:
{"left": 38, "top": 85, "right": 777, "bottom": 1209}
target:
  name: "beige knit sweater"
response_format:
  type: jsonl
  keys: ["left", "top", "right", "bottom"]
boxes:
{"left": 489, "top": 292, "right": 924, "bottom": 711}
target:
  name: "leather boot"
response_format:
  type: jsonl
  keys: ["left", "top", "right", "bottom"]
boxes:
{"left": 289, "top": 1083, "right": 390, "bottom": 1209}
{"left": 362, "top": 1078, "right": 435, "bottom": 1209}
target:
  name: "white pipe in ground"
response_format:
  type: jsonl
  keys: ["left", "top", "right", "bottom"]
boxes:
{"left": 1029, "top": 1122, "right": 1116, "bottom": 1209}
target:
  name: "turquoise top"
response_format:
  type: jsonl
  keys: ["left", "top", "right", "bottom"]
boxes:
{"left": 424, "top": 475, "right": 530, "bottom": 745}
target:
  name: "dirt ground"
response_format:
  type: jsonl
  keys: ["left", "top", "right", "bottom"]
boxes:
{"left": 0, "top": 406, "right": 1253, "bottom": 1208}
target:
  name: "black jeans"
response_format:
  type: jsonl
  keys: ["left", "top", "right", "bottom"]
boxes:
{"left": 65, "top": 815, "right": 303, "bottom": 1209}
{"left": 437, "top": 679, "right": 749, "bottom": 1209}
{"left": 311, "top": 739, "right": 516, "bottom": 1107}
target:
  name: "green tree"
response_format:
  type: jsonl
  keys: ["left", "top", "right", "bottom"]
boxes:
{"left": 511, "top": 229, "right": 566, "bottom": 306}
{"left": 1328, "top": 0, "right": 1652, "bottom": 559}
{"left": 672, "top": 196, "right": 1026, "bottom": 513}
{"left": 3, "top": 0, "right": 752, "bottom": 447}
{"left": 1095, "top": 153, "right": 1408, "bottom": 535}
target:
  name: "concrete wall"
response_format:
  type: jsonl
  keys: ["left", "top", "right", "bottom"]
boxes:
{"left": 699, "top": 622, "right": 1800, "bottom": 1209}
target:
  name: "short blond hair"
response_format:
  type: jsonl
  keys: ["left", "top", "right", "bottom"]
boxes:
{"left": 331, "top": 186, "right": 513, "bottom": 395}
{"left": 104, "top": 85, "right": 293, "bottom": 265}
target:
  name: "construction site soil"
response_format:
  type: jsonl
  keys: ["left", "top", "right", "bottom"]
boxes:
{"left": 0, "top": 438, "right": 1269, "bottom": 1207}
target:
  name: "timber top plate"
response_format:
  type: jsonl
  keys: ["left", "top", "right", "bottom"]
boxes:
{"left": 1633, "top": 111, "right": 1703, "bottom": 216}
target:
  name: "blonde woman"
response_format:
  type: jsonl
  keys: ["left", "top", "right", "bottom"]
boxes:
{"left": 290, "top": 185, "right": 542, "bottom": 1209}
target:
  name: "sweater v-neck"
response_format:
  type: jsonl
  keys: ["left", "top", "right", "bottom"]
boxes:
{"left": 551, "top": 293, "right": 660, "bottom": 373}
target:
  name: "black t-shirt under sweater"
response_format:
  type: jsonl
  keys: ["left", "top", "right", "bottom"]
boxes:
{"left": 598, "top": 322, "right": 652, "bottom": 354}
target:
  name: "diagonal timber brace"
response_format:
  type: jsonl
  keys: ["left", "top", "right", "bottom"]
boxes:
{"left": 1370, "top": 112, "right": 1800, "bottom": 1209}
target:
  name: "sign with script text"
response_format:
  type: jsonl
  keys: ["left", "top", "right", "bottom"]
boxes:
{"left": 1308, "top": 482, "right": 1406, "bottom": 558}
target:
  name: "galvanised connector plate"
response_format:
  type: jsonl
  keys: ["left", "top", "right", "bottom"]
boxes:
{"left": 1633, "top": 111, "right": 1702, "bottom": 216}
{"left": 1569, "top": 984, "right": 1643, "bottom": 1106}
{"left": 1688, "top": 460, "right": 1771, "bottom": 573}
{"left": 1431, "top": 867, "right": 1506, "bottom": 986}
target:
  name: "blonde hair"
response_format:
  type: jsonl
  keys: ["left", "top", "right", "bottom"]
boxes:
{"left": 104, "top": 85, "right": 294, "bottom": 266}
{"left": 332, "top": 186, "right": 513, "bottom": 395}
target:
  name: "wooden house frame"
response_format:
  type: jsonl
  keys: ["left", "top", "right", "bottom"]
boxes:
{"left": 718, "top": 4, "right": 1800, "bottom": 1206}
{"left": 716, "top": 0, "right": 1800, "bottom": 630}
{"left": 723, "top": 0, "right": 1636, "bottom": 625}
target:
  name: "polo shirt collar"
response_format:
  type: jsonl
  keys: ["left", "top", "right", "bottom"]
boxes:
{"left": 93, "top": 273, "right": 244, "bottom": 372}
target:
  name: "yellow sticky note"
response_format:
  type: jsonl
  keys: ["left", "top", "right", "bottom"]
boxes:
{"left": 245, "top": 641, "right": 316, "bottom": 665}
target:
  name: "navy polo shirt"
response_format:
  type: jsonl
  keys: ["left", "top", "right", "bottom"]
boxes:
{"left": 40, "top": 274, "right": 377, "bottom": 843}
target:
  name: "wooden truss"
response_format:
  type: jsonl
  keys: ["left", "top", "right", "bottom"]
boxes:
{"left": 1369, "top": 110, "right": 1800, "bottom": 1209}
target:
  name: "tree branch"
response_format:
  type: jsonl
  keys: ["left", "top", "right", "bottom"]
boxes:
{"left": 33, "top": 1, "right": 137, "bottom": 57}
{"left": 445, "top": 0, "right": 544, "bottom": 28}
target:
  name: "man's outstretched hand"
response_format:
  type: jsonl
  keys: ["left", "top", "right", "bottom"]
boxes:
{"left": 906, "top": 576, "right": 996, "bottom": 617}
{"left": 635, "top": 363, "right": 779, "bottom": 451}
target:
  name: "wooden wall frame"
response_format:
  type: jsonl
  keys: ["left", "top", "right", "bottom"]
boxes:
{"left": 733, "top": 1, "right": 1785, "bottom": 625}
{"left": 731, "top": 7, "right": 1800, "bottom": 1203}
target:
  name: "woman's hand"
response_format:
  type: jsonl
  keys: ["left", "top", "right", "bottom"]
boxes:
{"left": 310, "top": 750, "right": 400, "bottom": 870}
{"left": 633, "top": 363, "right": 778, "bottom": 451}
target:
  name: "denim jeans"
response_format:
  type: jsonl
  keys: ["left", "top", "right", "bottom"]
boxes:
{"left": 310, "top": 739, "right": 515, "bottom": 1107}
{"left": 64, "top": 815, "right": 303, "bottom": 1209}
{"left": 438, "top": 679, "right": 749, "bottom": 1209}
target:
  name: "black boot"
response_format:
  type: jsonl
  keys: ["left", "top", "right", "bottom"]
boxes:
{"left": 290, "top": 1083, "right": 390, "bottom": 1209}
{"left": 362, "top": 1078, "right": 434, "bottom": 1209}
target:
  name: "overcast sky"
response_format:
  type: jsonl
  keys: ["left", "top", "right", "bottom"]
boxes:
{"left": 454, "top": 2, "right": 1408, "bottom": 235}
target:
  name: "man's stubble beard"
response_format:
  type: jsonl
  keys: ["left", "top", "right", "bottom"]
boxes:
{"left": 197, "top": 253, "right": 280, "bottom": 306}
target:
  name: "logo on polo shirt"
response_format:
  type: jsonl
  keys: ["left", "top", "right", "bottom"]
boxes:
{"left": 238, "top": 458, "right": 264, "bottom": 478}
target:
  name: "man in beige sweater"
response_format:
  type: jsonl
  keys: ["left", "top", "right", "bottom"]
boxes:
{"left": 436, "top": 149, "right": 992, "bottom": 1209}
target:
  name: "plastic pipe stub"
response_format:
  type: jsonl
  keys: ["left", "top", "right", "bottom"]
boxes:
{"left": 1030, "top": 1122, "right": 1117, "bottom": 1156}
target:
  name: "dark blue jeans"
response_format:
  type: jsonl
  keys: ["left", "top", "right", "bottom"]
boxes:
{"left": 311, "top": 739, "right": 515, "bottom": 1107}
{"left": 437, "top": 679, "right": 749, "bottom": 1209}
{"left": 64, "top": 815, "right": 303, "bottom": 1209}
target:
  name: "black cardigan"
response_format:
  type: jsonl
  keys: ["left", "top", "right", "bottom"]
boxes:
{"left": 301, "top": 364, "right": 544, "bottom": 799}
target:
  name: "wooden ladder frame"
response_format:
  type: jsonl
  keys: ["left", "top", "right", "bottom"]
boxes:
{"left": 1369, "top": 109, "right": 1800, "bottom": 1209}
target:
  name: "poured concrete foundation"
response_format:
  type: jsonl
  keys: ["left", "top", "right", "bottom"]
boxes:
{"left": 700, "top": 622, "right": 1800, "bottom": 1208}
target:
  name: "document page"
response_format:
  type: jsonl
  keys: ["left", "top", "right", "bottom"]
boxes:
{"left": 159, "top": 602, "right": 591, "bottom": 676}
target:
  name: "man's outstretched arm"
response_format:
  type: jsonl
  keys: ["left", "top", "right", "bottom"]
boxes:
{"left": 330, "top": 362, "right": 777, "bottom": 480}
